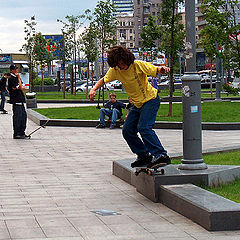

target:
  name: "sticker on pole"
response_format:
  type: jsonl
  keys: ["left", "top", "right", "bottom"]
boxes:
{"left": 191, "top": 105, "right": 198, "bottom": 113}
{"left": 182, "top": 86, "right": 190, "bottom": 97}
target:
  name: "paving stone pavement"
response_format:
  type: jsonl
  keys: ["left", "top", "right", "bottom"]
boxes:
{"left": 0, "top": 103, "right": 240, "bottom": 240}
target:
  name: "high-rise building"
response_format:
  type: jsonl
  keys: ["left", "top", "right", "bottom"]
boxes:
{"left": 112, "top": 0, "right": 134, "bottom": 16}
{"left": 133, "top": 0, "right": 162, "bottom": 50}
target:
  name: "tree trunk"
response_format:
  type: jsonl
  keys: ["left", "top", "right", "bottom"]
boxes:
{"left": 29, "top": 55, "right": 32, "bottom": 92}
{"left": 86, "top": 61, "right": 89, "bottom": 100}
{"left": 210, "top": 59, "right": 213, "bottom": 97}
{"left": 41, "top": 68, "right": 44, "bottom": 92}
{"left": 63, "top": 62, "right": 66, "bottom": 99}
{"left": 168, "top": 1, "right": 176, "bottom": 117}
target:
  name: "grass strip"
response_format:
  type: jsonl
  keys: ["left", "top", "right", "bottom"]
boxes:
{"left": 35, "top": 101, "right": 240, "bottom": 122}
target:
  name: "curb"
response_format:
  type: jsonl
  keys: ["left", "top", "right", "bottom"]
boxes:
{"left": 27, "top": 109, "right": 240, "bottom": 130}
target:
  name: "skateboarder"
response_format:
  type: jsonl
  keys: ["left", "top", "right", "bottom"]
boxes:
{"left": 89, "top": 46, "right": 171, "bottom": 168}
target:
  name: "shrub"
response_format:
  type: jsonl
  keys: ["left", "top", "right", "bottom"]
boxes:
{"left": 32, "top": 78, "right": 54, "bottom": 86}
{"left": 222, "top": 83, "right": 239, "bottom": 96}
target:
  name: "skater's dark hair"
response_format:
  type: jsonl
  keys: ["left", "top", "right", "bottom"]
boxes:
{"left": 107, "top": 46, "right": 135, "bottom": 68}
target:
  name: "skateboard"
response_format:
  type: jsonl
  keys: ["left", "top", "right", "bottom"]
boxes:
{"left": 106, "top": 118, "right": 124, "bottom": 128}
{"left": 26, "top": 120, "right": 49, "bottom": 139}
{"left": 134, "top": 163, "right": 167, "bottom": 176}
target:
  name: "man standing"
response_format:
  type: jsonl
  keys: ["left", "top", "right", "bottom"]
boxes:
{"left": 8, "top": 64, "right": 28, "bottom": 139}
{"left": 0, "top": 73, "right": 10, "bottom": 114}
{"left": 89, "top": 46, "right": 170, "bottom": 168}
{"left": 96, "top": 92, "right": 125, "bottom": 129}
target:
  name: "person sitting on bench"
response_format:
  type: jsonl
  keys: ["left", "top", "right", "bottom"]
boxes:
{"left": 96, "top": 92, "right": 125, "bottom": 129}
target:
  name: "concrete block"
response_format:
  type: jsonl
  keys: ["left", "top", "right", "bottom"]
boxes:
{"left": 160, "top": 184, "right": 240, "bottom": 231}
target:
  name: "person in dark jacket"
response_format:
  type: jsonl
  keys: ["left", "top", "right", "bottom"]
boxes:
{"left": 0, "top": 73, "right": 10, "bottom": 113}
{"left": 96, "top": 92, "right": 125, "bottom": 129}
{"left": 8, "top": 64, "right": 28, "bottom": 139}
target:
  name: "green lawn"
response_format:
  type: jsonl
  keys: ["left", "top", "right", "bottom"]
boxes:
{"left": 34, "top": 89, "right": 240, "bottom": 100}
{"left": 172, "top": 150, "right": 240, "bottom": 203}
{"left": 35, "top": 101, "right": 240, "bottom": 122}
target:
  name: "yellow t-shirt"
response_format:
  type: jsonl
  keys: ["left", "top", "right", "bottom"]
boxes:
{"left": 104, "top": 60, "right": 158, "bottom": 108}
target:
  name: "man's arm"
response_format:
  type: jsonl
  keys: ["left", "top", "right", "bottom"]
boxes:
{"left": 89, "top": 77, "right": 105, "bottom": 101}
{"left": 16, "top": 73, "right": 25, "bottom": 90}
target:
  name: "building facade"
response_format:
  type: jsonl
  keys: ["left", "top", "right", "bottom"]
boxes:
{"left": 116, "top": 13, "right": 136, "bottom": 50}
{"left": 133, "top": 0, "right": 162, "bottom": 50}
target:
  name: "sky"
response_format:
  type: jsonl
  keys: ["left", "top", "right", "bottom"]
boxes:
{"left": 0, "top": 0, "right": 99, "bottom": 53}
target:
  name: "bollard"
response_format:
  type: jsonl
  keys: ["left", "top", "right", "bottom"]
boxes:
{"left": 26, "top": 92, "right": 37, "bottom": 109}
{"left": 179, "top": 73, "right": 207, "bottom": 170}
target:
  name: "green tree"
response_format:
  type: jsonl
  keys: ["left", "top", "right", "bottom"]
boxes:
{"left": 202, "top": 0, "right": 240, "bottom": 77}
{"left": 199, "top": 25, "right": 220, "bottom": 97}
{"left": 20, "top": 16, "right": 37, "bottom": 92}
{"left": 79, "top": 22, "right": 98, "bottom": 99}
{"left": 57, "top": 10, "right": 91, "bottom": 94}
{"left": 56, "top": 32, "right": 72, "bottom": 99}
{"left": 158, "top": 0, "right": 185, "bottom": 116}
{"left": 140, "top": 14, "right": 160, "bottom": 61}
{"left": 33, "top": 32, "right": 48, "bottom": 91}
{"left": 93, "top": 0, "right": 117, "bottom": 106}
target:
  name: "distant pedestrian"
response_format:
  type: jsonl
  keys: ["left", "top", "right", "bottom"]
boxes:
{"left": 0, "top": 73, "right": 10, "bottom": 114}
{"left": 8, "top": 65, "right": 28, "bottom": 139}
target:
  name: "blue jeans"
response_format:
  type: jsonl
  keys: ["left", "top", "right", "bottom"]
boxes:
{"left": 0, "top": 89, "right": 6, "bottom": 110}
{"left": 100, "top": 108, "right": 121, "bottom": 126}
{"left": 122, "top": 95, "right": 167, "bottom": 158}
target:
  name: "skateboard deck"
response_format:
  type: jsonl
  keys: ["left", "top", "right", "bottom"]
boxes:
{"left": 134, "top": 163, "right": 167, "bottom": 176}
{"left": 26, "top": 120, "right": 49, "bottom": 138}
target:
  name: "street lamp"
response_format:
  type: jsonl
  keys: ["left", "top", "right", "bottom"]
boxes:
{"left": 178, "top": 0, "right": 207, "bottom": 170}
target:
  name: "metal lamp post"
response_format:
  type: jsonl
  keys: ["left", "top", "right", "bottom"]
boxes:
{"left": 178, "top": 0, "right": 207, "bottom": 170}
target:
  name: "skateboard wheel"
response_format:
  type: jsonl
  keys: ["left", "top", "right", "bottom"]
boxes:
{"left": 135, "top": 171, "right": 139, "bottom": 176}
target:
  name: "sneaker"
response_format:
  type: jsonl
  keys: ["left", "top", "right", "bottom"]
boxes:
{"left": 109, "top": 124, "right": 116, "bottom": 129}
{"left": 13, "top": 134, "right": 30, "bottom": 139}
{"left": 147, "top": 154, "right": 171, "bottom": 168}
{"left": 96, "top": 124, "right": 105, "bottom": 129}
{"left": 1, "top": 109, "right": 7, "bottom": 114}
{"left": 13, "top": 135, "right": 25, "bottom": 139}
{"left": 131, "top": 152, "right": 153, "bottom": 168}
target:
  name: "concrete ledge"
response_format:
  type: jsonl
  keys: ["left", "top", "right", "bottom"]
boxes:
{"left": 27, "top": 109, "right": 240, "bottom": 130}
{"left": 113, "top": 159, "right": 240, "bottom": 230}
{"left": 27, "top": 109, "right": 49, "bottom": 125}
{"left": 160, "top": 184, "right": 240, "bottom": 231}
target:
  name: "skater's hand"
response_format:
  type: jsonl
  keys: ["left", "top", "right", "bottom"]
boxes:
{"left": 158, "top": 66, "right": 170, "bottom": 74}
{"left": 89, "top": 78, "right": 105, "bottom": 102}
{"left": 89, "top": 89, "right": 96, "bottom": 102}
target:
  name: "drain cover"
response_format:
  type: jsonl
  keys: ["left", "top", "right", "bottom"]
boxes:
{"left": 91, "top": 210, "right": 121, "bottom": 216}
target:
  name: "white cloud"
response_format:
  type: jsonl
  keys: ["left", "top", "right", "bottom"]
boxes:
{"left": 0, "top": 18, "right": 25, "bottom": 53}
{"left": 0, "top": 0, "right": 99, "bottom": 53}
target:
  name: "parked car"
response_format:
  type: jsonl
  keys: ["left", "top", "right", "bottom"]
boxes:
{"left": 113, "top": 80, "right": 122, "bottom": 89}
{"left": 105, "top": 82, "right": 115, "bottom": 90}
{"left": 76, "top": 81, "right": 102, "bottom": 92}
